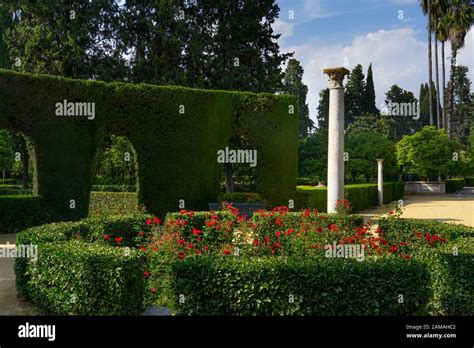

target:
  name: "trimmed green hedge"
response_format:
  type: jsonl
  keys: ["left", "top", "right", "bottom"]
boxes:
{"left": 92, "top": 184, "right": 136, "bottom": 192}
{"left": 0, "top": 69, "right": 297, "bottom": 222}
{"left": 171, "top": 256, "right": 431, "bottom": 315}
{"left": 0, "top": 196, "right": 51, "bottom": 233}
{"left": 15, "top": 214, "right": 150, "bottom": 300}
{"left": 446, "top": 178, "right": 464, "bottom": 193}
{"left": 88, "top": 192, "right": 139, "bottom": 218}
{"left": 294, "top": 182, "right": 404, "bottom": 212}
{"left": 219, "top": 192, "right": 264, "bottom": 203}
{"left": 27, "top": 240, "right": 147, "bottom": 315}
{"left": 465, "top": 177, "right": 474, "bottom": 186}
{"left": 378, "top": 217, "right": 473, "bottom": 245}
{"left": 416, "top": 237, "right": 473, "bottom": 315}
{"left": 0, "top": 188, "right": 32, "bottom": 196}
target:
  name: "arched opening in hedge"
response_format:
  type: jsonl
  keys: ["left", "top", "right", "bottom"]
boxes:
{"left": 0, "top": 129, "right": 36, "bottom": 194}
{"left": 89, "top": 134, "right": 140, "bottom": 218}
{"left": 0, "top": 69, "right": 298, "bottom": 224}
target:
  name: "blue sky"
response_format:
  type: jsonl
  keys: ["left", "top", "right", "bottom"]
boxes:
{"left": 273, "top": 0, "right": 473, "bottom": 124}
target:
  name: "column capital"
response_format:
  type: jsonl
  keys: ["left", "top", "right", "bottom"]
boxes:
{"left": 377, "top": 158, "right": 384, "bottom": 164}
{"left": 323, "top": 67, "right": 350, "bottom": 89}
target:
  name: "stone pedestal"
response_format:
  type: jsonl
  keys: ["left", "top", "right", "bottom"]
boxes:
{"left": 324, "top": 67, "right": 349, "bottom": 213}
{"left": 377, "top": 159, "right": 384, "bottom": 206}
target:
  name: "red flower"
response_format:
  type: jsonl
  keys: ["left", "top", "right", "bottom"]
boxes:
{"left": 103, "top": 234, "right": 111, "bottom": 241}
{"left": 178, "top": 252, "right": 186, "bottom": 260}
{"left": 401, "top": 255, "right": 412, "bottom": 259}
{"left": 264, "top": 235, "right": 271, "bottom": 243}
{"left": 329, "top": 224, "right": 337, "bottom": 231}
{"left": 399, "top": 242, "right": 408, "bottom": 246}
{"left": 115, "top": 237, "right": 123, "bottom": 244}
{"left": 137, "top": 231, "right": 144, "bottom": 237}
{"left": 177, "top": 239, "right": 184, "bottom": 245}
{"left": 192, "top": 228, "right": 202, "bottom": 236}
{"left": 316, "top": 227, "right": 323, "bottom": 232}
{"left": 389, "top": 245, "right": 398, "bottom": 252}
{"left": 139, "top": 246, "right": 147, "bottom": 252}
{"left": 195, "top": 249, "right": 202, "bottom": 255}
{"left": 146, "top": 218, "right": 153, "bottom": 226}
{"left": 275, "top": 217, "right": 283, "bottom": 226}
{"left": 275, "top": 231, "right": 281, "bottom": 238}
{"left": 222, "top": 249, "right": 232, "bottom": 255}
{"left": 144, "top": 271, "right": 150, "bottom": 278}
{"left": 253, "top": 239, "right": 260, "bottom": 246}
{"left": 154, "top": 217, "right": 161, "bottom": 225}
{"left": 274, "top": 242, "right": 281, "bottom": 248}
{"left": 202, "top": 246, "right": 209, "bottom": 251}
{"left": 150, "top": 288, "right": 157, "bottom": 294}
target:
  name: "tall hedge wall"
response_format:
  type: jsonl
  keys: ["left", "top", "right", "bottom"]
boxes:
{"left": 0, "top": 69, "right": 297, "bottom": 220}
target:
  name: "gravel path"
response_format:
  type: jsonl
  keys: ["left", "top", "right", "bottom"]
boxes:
{"left": 360, "top": 188, "right": 474, "bottom": 227}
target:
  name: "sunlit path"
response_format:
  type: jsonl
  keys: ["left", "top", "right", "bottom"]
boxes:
{"left": 360, "top": 188, "right": 474, "bottom": 227}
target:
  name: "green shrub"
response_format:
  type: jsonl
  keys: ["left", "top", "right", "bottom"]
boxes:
{"left": 294, "top": 182, "right": 404, "bottom": 212}
{"left": 378, "top": 217, "right": 473, "bottom": 245}
{"left": 0, "top": 188, "right": 32, "bottom": 196}
{"left": 92, "top": 184, "right": 136, "bottom": 192}
{"left": 27, "top": 240, "right": 147, "bottom": 315}
{"left": 171, "top": 256, "right": 431, "bottom": 315}
{"left": 0, "top": 196, "right": 51, "bottom": 234}
{"left": 88, "top": 192, "right": 139, "bottom": 218}
{"left": 465, "top": 177, "right": 474, "bottom": 186}
{"left": 15, "top": 215, "right": 150, "bottom": 299}
{"left": 219, "top": 192, "right": 264, "bottom": 203}
{"left": 0, "top": 179, "right": 22, "bottom": 184}
{"left": 446, "top": 178, "right": 464, "bottom": 193}
{"left": 415, "top": 238, "right": 473, "bottom": 315}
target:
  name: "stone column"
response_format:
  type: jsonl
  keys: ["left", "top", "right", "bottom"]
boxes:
{"left": 324, "top": 67, "right": 349, "bottom": 213}
{"left": 377, "top": 159, "right": 384, "bottom": 206}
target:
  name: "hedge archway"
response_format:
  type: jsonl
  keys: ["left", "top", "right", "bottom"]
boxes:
{"left": 0, "top": 69, "right": 297, "bottom": 220}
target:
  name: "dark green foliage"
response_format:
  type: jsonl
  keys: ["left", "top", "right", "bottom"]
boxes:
{"left": 316, "top": 88, "right": 329, "bottom": 129}
{"left": 446, "top": 178, "right": 465, "bottom": 192}
{"left": 465, "top": 177, "right": 474, "bottom": 186}
{"left": 219, "top": 192, "right": 264, "bottom": 203}
{"left": 363, "top": 64, "right": 379, "bottom": 115}
{"left": 91, "top": 184, "right": 136, "bottom": 192}
{"left": 345, "top": 64, "right": 366, "bottom": 127}
{"left": 282, "top": 59, "right": 313, "bottom": 137}
{"left": 0, "top": 69, "right": 297, "bottom": 221}
{"left": 0, "top": 196, "right": 50, "bottom": 233}
{"left": 171, "top": 256, "right": 431, "bottom": 315}
{"left": 27, "top": 240, "right": 147, "bottom": 315}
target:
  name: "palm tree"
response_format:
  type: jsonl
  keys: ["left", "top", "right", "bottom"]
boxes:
{"left": 431, "top": 0, "right": 448, "bottom": 128}
{"left": 420, "top": 0, "right": 434, "bottom": 126}
{"left": 437, "top": 16, "right": 450, "bottom": 129}
{"left": 445, "top": 0, "right": 472, "bottom": 138}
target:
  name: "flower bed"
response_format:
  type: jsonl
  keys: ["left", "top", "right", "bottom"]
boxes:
{"left": 15, "top": 205, "right": 473, "bottom": 315}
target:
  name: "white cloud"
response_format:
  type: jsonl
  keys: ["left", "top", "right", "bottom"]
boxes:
{"left": 280, "top": 27, "right": 474, "bottom": 126}
{"left": 272, "top": 18, "right": 295, "bottom": 40}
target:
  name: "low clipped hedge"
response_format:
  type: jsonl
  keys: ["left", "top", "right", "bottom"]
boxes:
{"left": 92, "top": 184, "right": 136, "bottom": 192}
{"left": 15, "top": 214, "right": 150, "bottom": 301}
{"left": 0, "top": 188, "right": 32, "bottom": 196}
{"left": 88, "top": 192, "right": 139, "bottom": 218}
{"left": 28, "top": 240, "right": 146, "bottom": 315}
{"left": 465, "top": 177, "right": 474, "bottom": 186}
{"left": 378, "top": 217, "right": 473, "bottom": 244}
{"left": 171, "top": 256, "right": 431, "bottom": 315}
{"left": 415, "top": 237, "right": 473, "bottom": 315}
{"left": 219, "top": 192, "right": 264, "bottom": 203}
{"left": 446, "top": 178, "right": 465, "bottom": 193}
{"left": 0, "top": 196, "right": 51, "bottom": 234}
{"left": 294, "top": 182, "right": 404, "bottom": 212}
